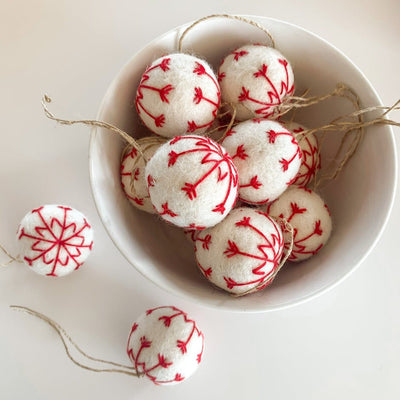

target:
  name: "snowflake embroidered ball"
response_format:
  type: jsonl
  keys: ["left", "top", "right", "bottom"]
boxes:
{"left": 218, "top": 44, "right": 294, "bottom": 121}
{"left": 195, "top": 207, "right": 284, "bottom": 294}
{"left": 127, "top": 306, "right": 204, "bottom": 385}
{"left": 265, "top": 186, "right": 332, "bottom": 262}
{"left": 16, "top": 205, "right": 93, "bottom": 277}
{"left": 120, "top": 137, "right": 165, "bottom": 213}
{"left": 221, "top": 119, "right": 302, "bottom": 204}
{"left": 135, "top": 53, "right": 220, "bottom": 137}
{"left": 145, "top": 135, "right": 238, "bottom": 229}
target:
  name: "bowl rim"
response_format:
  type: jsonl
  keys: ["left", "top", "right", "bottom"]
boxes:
{"left": 89, "top": 15, "right": 398, "bottom": 313}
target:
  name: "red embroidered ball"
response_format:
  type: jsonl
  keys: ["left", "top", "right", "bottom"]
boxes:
{"left": 135, "top": 53, "right": 220, "bottom": 137}
{"left": 127, "top": 306, "right": 204, "bottom": 385}
{"left": 16, "top": 205, "right": 93, "bottom": 277}
{"left": 194, "top": 207, "right": 284, "bottom": 295}
{"left": 283, "top": 121, "right": 320, "bottom": 187}
{"left": 218, "top": 43, "right": 294, "bottom": 120}
{"left": 120, "top": 138, "right": 166, "bottom": 213}
{"left": 221, "top": 119, "right": 302, "bottom": 205}
{"left": 145, "top": 135, "right": 239, "bottom": 229}
{"left": 265, "top": 186, "right": 332, "bottom": 262}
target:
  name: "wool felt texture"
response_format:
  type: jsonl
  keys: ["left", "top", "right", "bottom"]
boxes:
{"left": 265, "top": 186, "right": 332, "bottom": 262}
{"left": 127, "top": 306, "right": 204, "bottom": 385}
{"left": 221, "top": 119, "right": 302, "bottom": 205}
{"left": 283, "top": 121, "right": 320, "bottom": 187}
{"left": 145, "top": 135, "right": 238, "bottom": 229}
{"left": 135, "top": 53, "right": 220, "bottom": 137}
{"left": 16, "top": 205, "right": 93, "bottom": 277}
{"left": 120, "top": 140, "right": 163, "bottom": 214}
{"left": 218, "top": 44, "right": 294, "bottom": 121}
{"left": 195, "top": 207, "right": 284, "bottom": 295}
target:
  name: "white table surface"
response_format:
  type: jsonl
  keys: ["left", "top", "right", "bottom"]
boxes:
{"left": 1, "top": 1, "right": 399, "bottom": 399}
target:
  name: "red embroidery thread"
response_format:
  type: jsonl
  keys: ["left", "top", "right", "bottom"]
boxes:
{"left": 127, "top": 306, "right": 204, "bottom": 385}
{"left": 18, "top": 206, "right": 93, "bottom": 276}
{"left": 164, "top": 136, "right": 238, "bottom": 215}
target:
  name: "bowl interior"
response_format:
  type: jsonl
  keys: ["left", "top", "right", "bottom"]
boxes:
{"left": 89, "top": 16, "right": 397, "bottom": 312}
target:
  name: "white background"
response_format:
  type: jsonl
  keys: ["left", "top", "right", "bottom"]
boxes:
{"left": 1, "top": 1, "right": 399, "bottom": 399}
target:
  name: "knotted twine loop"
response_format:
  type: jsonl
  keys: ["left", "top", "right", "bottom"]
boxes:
{"left": 178, "top": 14, "right": 275, "bottom": 53}
{"left": 10, "top": 305, "right": 140, "bottom": 377}
{"left": 0, "top": 244, "right": 22, "bottom": 267}
{"left": 41, "top": 95, "right": 147, "bottom": 162}
{"left": 233, "top": 218, "right": 294, "bottom": 298}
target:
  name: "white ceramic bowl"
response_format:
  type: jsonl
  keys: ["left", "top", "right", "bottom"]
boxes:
{"left": 89, "top": 16, "right": 397, "bottom": 312}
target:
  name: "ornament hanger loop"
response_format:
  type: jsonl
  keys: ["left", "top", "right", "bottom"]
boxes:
{"left": 41, "top": 95, "right": 147, "bottom": 161}
{"left": 10, "top": 305, "right": 139, "bottom": 377}
{"left": 178, "top": 14, "right": 276, "bottom": 53}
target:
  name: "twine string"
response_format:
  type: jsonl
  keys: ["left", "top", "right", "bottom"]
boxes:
{"left": 178, "top": 14, "right": 275, "bottom": 52}
{"left": 233, "top": 219, "right": 294, "bottom": 298}
{"left": 274, "top": 83, "right": 355, "bottom": 120}
{"left": 10, "top": 305, "right": 139, "bottom": 377}
{"left": 41, "top": 95, "right": 146, "bottom": 160}
{"left": 0, "top": 244, "right": 22, "bottom": 267}
{"left": 204, "top": 102, "right": 237, "bottom": 141}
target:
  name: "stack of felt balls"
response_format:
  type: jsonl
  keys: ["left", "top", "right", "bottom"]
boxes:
{"left": 121, "top": 44, "right": 333, "bottom": 296}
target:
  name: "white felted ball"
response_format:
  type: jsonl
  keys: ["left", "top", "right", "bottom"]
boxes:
{"left": 265, "top": 186, "right": 332, "bottom": 262}
{"left": 145, "top": 135, "right": 238, "bottom": 229}
{"left": 135, "top": 53, "right": 220, "bottom": 137}
{"left": 120, "top": 138, "right": 165, "bottom": 213}
{"left": 16, "top": 205, "right": 93, "bottom": 277}
{"left": 283, "top": 122, "right": 320, "bottom": 187}
{"left": 195, "top": 207, "right": 284, "bottom": 295}
{"left": 127, "top": 306, "right": 204, "bottom": 385}
{"left": 221, "top": 119, "right": 302, "bottom": 205}
{"left": 218, "top": 44, "right": 294, "bottom": 121}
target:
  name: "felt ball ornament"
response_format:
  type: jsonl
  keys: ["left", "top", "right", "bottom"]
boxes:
{"left": 218, "top": 44, "right": 294, "bottom": 121}
{"left": 221, "top": 119, "right": 302, "bottom": 205}
{"left": 145, "top": 135, "right": 239, "bottom": 229}
{"left": 127, "top": 306, "right": 204, "bottom": 385}
{"left": 16, "top": 205, "right": 93, "bottom": 276}
{"left": 195, "top": 207, "right": 284, "bottom": 295}
{"left": 120, "top": 137, "right": 166, "bottom": 213}
{"left": 283, "top": 121, "right": 320, "bottom": 187}
{"left": 265, "top": 186, "right": 332, "bottom": 262}
{"left": 135, "top": 53, "right": 221, "bottom": 137}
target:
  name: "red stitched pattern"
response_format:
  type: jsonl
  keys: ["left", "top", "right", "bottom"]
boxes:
{"left": 159, "top": 202, "right": 178, "bottom": 217}
{"left": 222, "top": 121, "right": 301, "bottom": 204}
{"left": 135, "top": 58, "right": 172, "bottom": 128}
{"left": 219, "top": 45, "right": 294, "bottom": 119}
{"left": 149, "top": 136, "right": 238, "bottom": 226}
{"left": 127, "top": 306, "right": 204, "bottom": 385}
{"left": 120, "top": 147, "right": 146, "bottom": 207}
{"left": 232, "top": 50, "right": 249, "bottom": 61}
{"left": 183, "top": 228, "right": 199, "bottom": 243}
{"left": 120, "top": 141, "right": 164, "bottom": 212}
{"left": 17, "top": 206, "right": 93, "bottom": 276}
{"left": 175, "top": 136, "right": 237, "bottom": 214}
{"left": 290, "top": 126, "right": 320, "bottom": 187}
{"left": 266, "top": 186, "right": 331, "bottom": 261}
{"left": 136, "top": 55, "right": 220, "bottom": 136}
{"left": 236, "top": 57, "right": 293, "bottom": 118}
{"left": 195, "top": 209, "right": 283, "bottom": 292}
